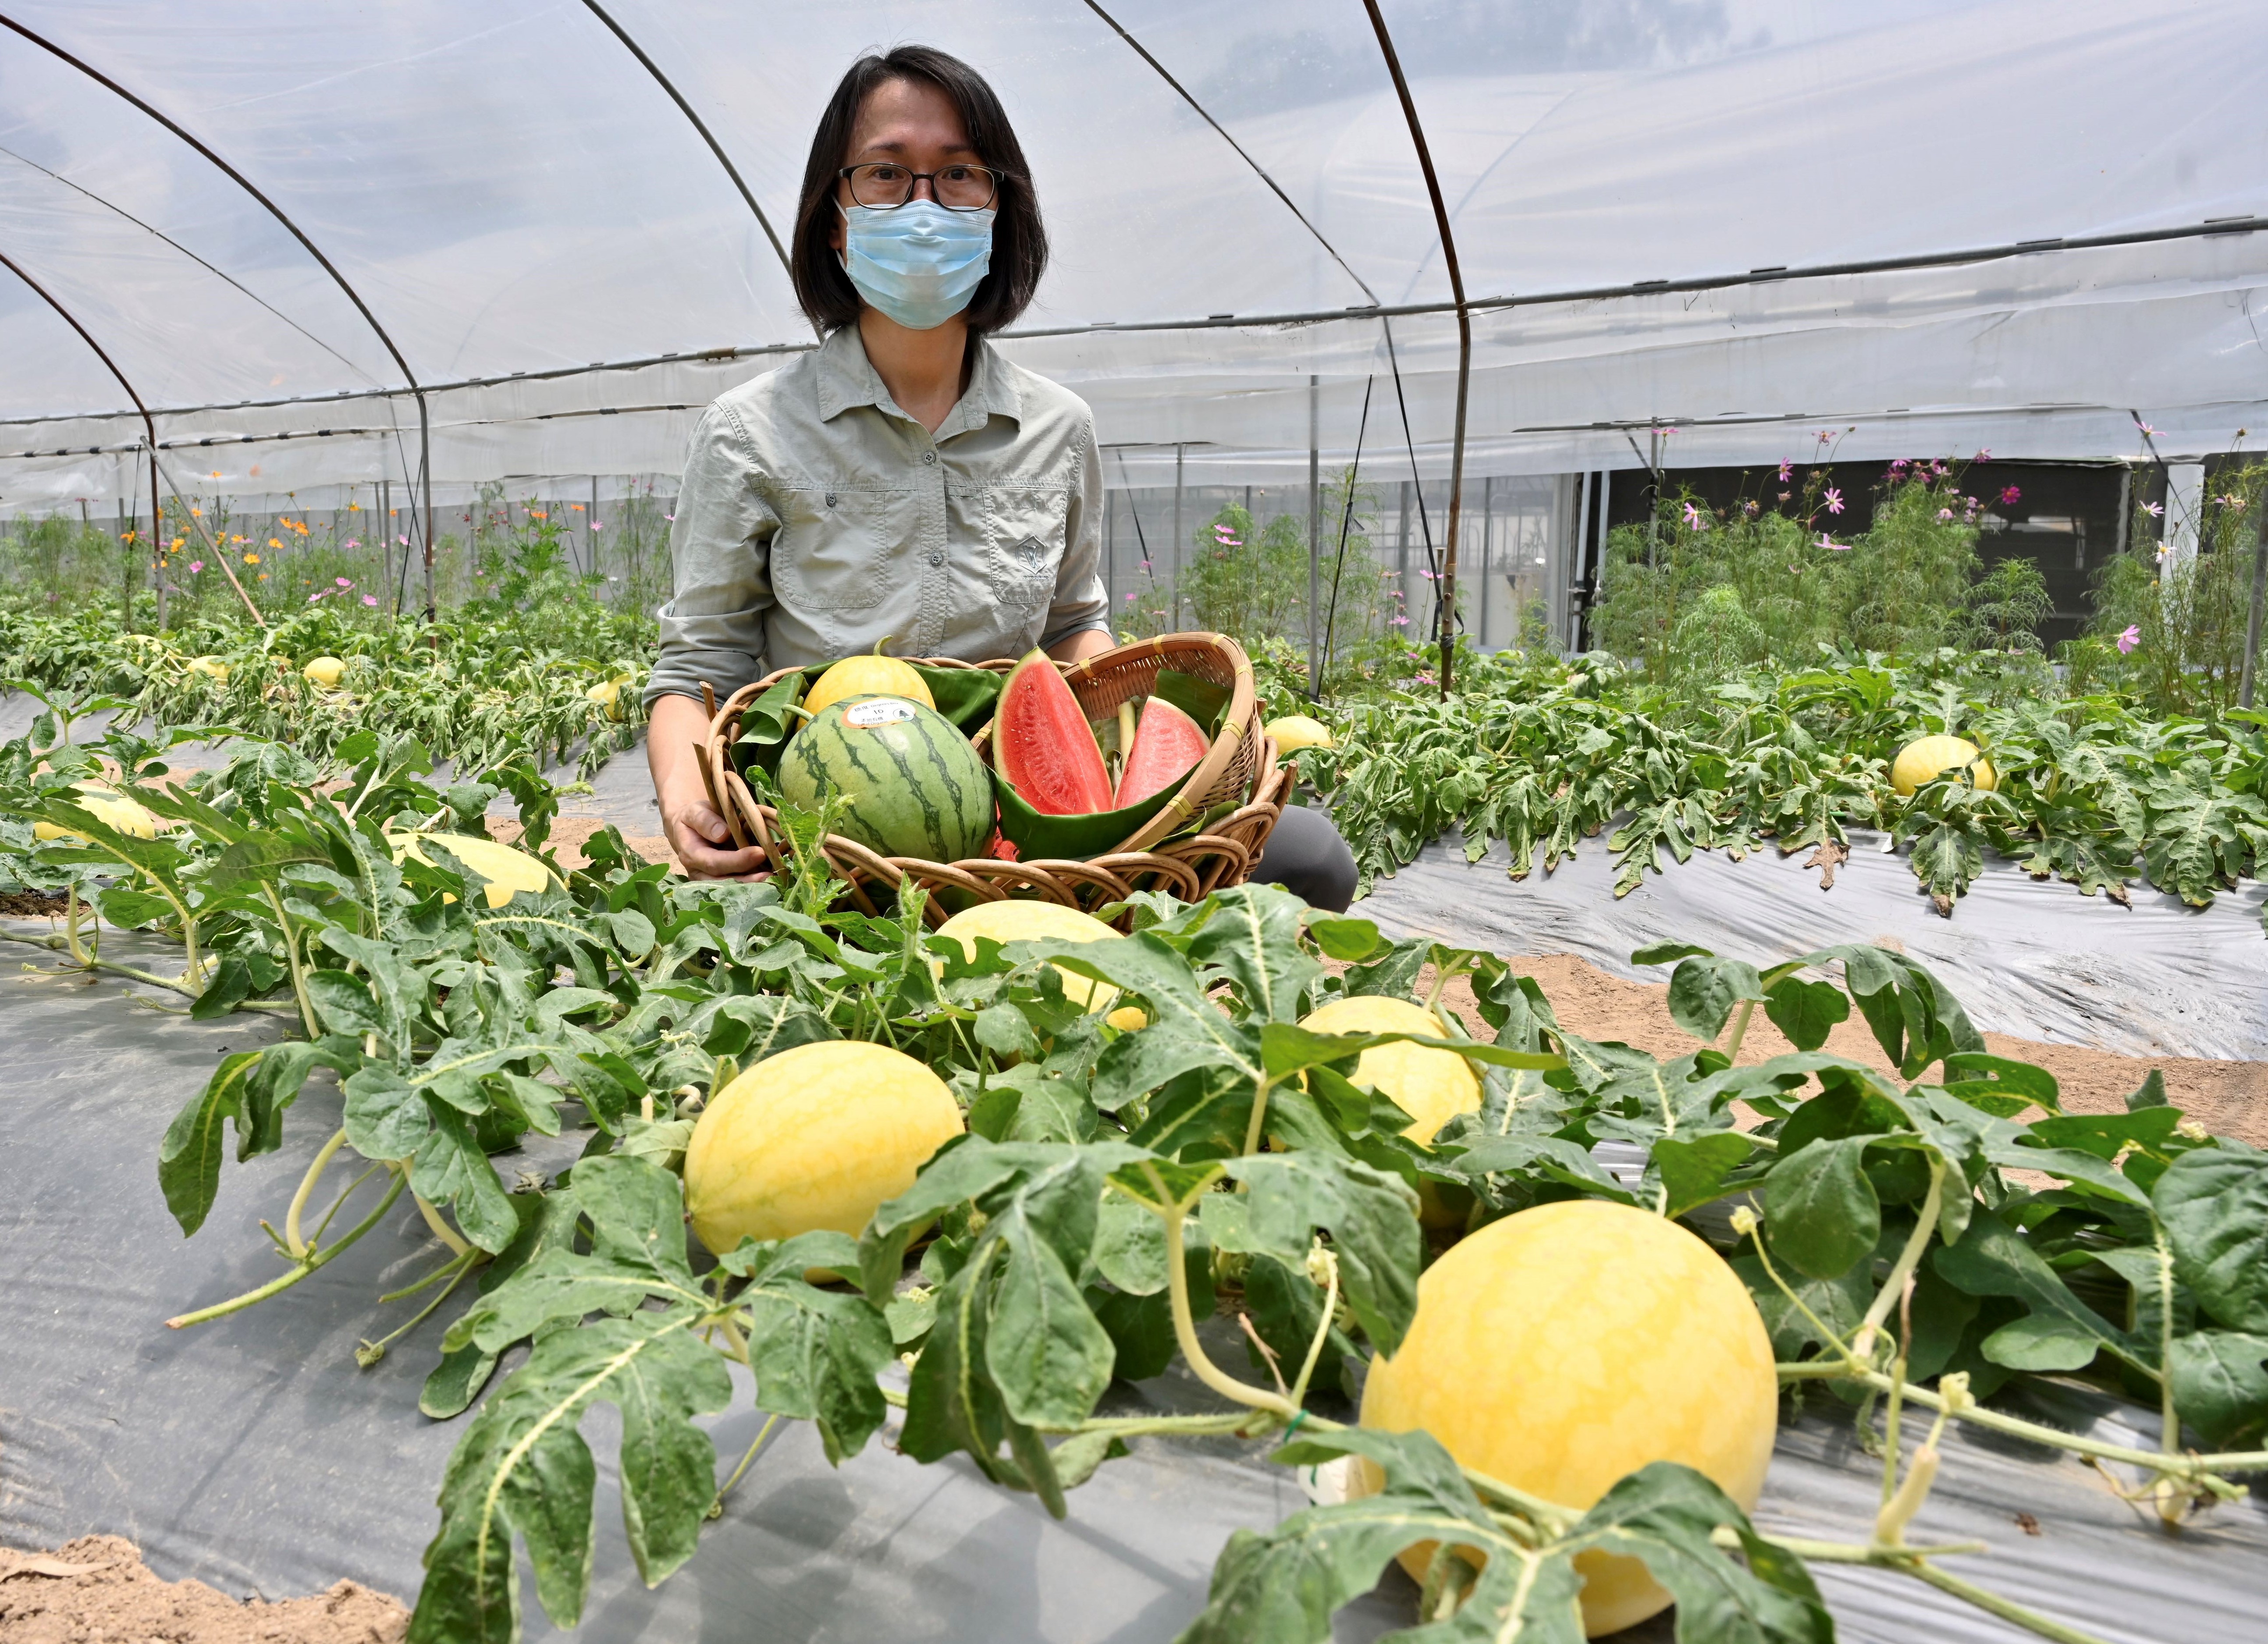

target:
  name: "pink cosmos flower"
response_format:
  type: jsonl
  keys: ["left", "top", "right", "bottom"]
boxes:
{"left": 592, "top": 520, "right": 605, "bottom": 531}
{"left": 1974, "top": 448, "right": 1992, "bottom": 462}
{"left": 1816, "top": 533, "right": 1852, "bottom": 551}
{"left": 1824, "top": 488, "right": 1845, "bottom": 515}
{"left": 1389, "top": 614, "right": 1410, "bottom": 626}
{"left": 362, "top": 595, "right": 378, "bottom": 607}
{"left": 2117, "top": 625, "right": 2141, "bottom": 653}
{"left": 1125, "top": 593, "right": 1138, "bottom": 603}
{"left": 1890, "top": 458, "right": 1909, "bottom": 472}
{"left": 344, "top": 538, "right": 361, "bottom": 550}
{"left": 2138, "top": 421, "right": 2158, "bottom": 437}
{"left": 1937, "top": 508, "right": 1955, "bottom": 521}
{"left": 2143, "top": 501, "right": 2164, "bottom": 518}
{"left": 2218, "top": 494, "right": 2248, "bottom": 513}
{"left": 188, "top": 560, "right": 203, "bottom": 573}
{"left": 1777, "top": 461, "right": 1792, "bottom": 483}
{"left": 1681, "top": 501, "right": 1706, "bottom": 529}
{"left": 336, "top": 576, "right": 353, "bottom": 587}
{"left": 1999, "top": 485, "right": 2022, "bottom": 505}
{"left": 665, "top": 512, "right": 676, "bottom": 522}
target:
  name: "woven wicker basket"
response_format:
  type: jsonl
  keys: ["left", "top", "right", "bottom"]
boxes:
{"left": 694, "top": 633, "right": 1286, "bottom": 927}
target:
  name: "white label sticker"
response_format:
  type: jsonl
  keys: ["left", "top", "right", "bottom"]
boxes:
{"left": 843, "top": 696, "right": 920, "bottom": 728}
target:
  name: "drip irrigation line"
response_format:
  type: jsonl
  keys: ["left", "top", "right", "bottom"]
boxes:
{"left": 1320, "top": 374, "right": 1375, "bottom": 675}
{"left": 576, "top": 0, "right": 803, "bottom": 321}
{"left": 0, "top": 11, "right": 437, "bottom": 599}
{"left": 1364, "top": 0, "right": 1473, "bottom": 699}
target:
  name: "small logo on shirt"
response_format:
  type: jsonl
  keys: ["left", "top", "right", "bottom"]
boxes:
{"left": 1010, "top": 535, "right": 1047, "bottom": 568}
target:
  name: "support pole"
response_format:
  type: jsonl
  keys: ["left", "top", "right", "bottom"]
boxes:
{"left": 419, "top": 401, "right": 436, "bottom": 621}
{"left": 2243, "top": 503, "right": 2268, "bottom": 710}
{"left": 1308, "top": 373, "right": 1322, "bottom": 699}
{"left": 1172, "top": 443, "right": 1185, "bottom": 628}
{"left": 1365, "top": 0, "right": 1471, "bottom": 698}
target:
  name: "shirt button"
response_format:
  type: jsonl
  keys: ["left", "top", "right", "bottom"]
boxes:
{"left": 928, "top": 551, "right": 946, "bottom": 567}
{"left": 825, "top": 492, "right": 836, "bottom": 508}
{"left": 922, "top": 451, "right": 936, "bottom": 465}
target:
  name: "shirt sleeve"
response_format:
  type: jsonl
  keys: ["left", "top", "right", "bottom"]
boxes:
{"left": 1040, "top": 414, "right": 1113, "bottom": 650}
{"left": 644, "top": 401, "right": 781, "bottom": 708}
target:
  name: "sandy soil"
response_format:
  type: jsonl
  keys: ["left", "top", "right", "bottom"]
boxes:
{"left": 0, "top": 1538, "right": 405, "bottom": 1644}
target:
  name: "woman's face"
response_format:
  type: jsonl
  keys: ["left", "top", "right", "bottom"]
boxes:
{"left": 829, "top": 77, "right": 981, "bottom": 253}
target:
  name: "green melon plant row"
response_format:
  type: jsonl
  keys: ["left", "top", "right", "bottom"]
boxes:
{"left": 1281, "top": 642, "right": 2268, "bottom": 921}
{"left": 0, "top": 690, "right": 2264, "bottom": 1644}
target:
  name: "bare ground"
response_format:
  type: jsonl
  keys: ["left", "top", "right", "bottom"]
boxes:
{"left": 0, "top": 1538, "right": 405, "bottom": 1644}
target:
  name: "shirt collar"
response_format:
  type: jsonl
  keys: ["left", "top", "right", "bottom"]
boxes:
{"left": 813, "top": 322, "right": 1022, "bottom": 436}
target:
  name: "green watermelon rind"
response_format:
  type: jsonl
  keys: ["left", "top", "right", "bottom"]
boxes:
{"left": 777, "top": 696, "right": 992, "bottom": 862}
{"left": 991, "top": 767, "right": 1189, "bottom": 860}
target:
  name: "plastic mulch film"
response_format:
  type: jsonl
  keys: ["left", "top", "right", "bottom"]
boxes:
{"left": 1354, "top": 830, "right": 2268, "bottom": 1064}
{"left": 5, "top": 930, "right": 2263, "bottom": 1644}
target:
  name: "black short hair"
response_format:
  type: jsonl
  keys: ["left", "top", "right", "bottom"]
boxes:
{"left": 791, "top": 46, "right": 1047, "bottom": 336}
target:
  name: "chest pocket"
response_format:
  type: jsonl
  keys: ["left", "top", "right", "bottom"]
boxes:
{"left": 987, "top": 488, "right": 1066, "bottom": 609}
{"left": 773, "top": 486, "right": 896, "bottom": 612}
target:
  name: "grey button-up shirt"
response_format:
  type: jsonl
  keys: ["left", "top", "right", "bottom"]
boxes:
{"left": 645, "top": 324, "right": 1110, "bottom": 707}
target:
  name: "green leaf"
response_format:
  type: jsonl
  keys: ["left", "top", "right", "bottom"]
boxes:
{"left": 1730, "top": 1253, "right": 1871, "bottom": 1360}
{"left": 1763, "top": 976, "right": 1847, "bottom": 1052}
{"left": 2165, "top": 1331, "right": 2268, "bottom": 1448}
{"left": 1224, "top": 1151, "right": 1422, "bottom": 1356}
{"left": 1763, "top": 1136, "right": 1881, "bottom": 1280}
{"left": 156, "top": 1051, "right": 262, "bottom": 1236}
{"left": 1666, "top": 953, "right": 1765, "bottom": 1040}
{"left": 1941, "top": 1052, "right": 2061, "bottom": 1118}
{"left": 715, "top": 1232, "right": 893, "bottom": 1463}
{"left": 1933, "top": 1207, "right": 2132, "bottom": 1370}
{"left": 1632, "top": 940, "right": 1713, "bottom": 965}
{"left": 1652, "top": 1131, "right": 1757, "bottom": 1218}
{"left": 411, "top": 1104, "right": 522, "bottom": 1254}
{"left": 2154, "top": 1147, "right": 2268, "bottom": 1332}
{"left": 409, "top": 1310, "right": 730, "bottom": 1643}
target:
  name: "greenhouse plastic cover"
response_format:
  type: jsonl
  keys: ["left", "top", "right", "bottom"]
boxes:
{"left": 6, "top": 930, "right": 2266, "bottom": 1644}
{"left": 5, "top": 0, "right": 2268, "bottom": 513}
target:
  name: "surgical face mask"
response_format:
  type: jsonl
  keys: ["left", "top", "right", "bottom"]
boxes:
{"left": 837, "top": 200, "right": 995, "bottom": 330}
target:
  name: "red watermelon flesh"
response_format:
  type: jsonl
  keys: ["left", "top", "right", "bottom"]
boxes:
{"left": 995, "top": 651, "right": 1114, "bottom": 815}
{"left": 1116, "top": 696, "right": 1210, "bottom": 807}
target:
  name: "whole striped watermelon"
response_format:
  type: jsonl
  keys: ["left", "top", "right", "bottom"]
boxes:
{"left": 777, "top": 694, "right": 992, "bottom": 862}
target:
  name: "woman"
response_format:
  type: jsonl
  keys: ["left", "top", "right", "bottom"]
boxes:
{"left": 647, "top": 45, "right": 1354, "bottom": 910}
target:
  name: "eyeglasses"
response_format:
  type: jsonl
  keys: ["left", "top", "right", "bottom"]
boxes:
{"left": 838, "top": 162, "right": 999, "bottom": 212}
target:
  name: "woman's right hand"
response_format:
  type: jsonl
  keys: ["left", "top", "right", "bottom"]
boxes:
{"left": 648, "top": 692, "right": 768, "bottom": 878}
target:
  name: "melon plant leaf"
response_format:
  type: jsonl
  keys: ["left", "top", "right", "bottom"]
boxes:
{"left": 2164, "top": 1331, "right": 2268, "bottom": 1448}
{"left": 1180, "top": 1427, "right": 1582, "bottom": 1644}
{"left": 2152, "top": 1146, "right": 2268, "bottom": 1332}
{"left": 409, "top": 1103, "right": 520, "bottom": 1255}
{"left": 409, "top": 1308, "right": 730, "bottom": 1644}
{"left": 1665, "top": 953, "right": 1766, "bottom": 1041}
{"left": 1932, "top": 1207, "right": 2136, "bottom": 1371}
{"left": 714, "top": 1232, "right": 892, "bottom": 1463}
{"left": 1224, "top": 1151, "right": 1421, "bottom": 1356}
{"left": 1651, "top": 1131, "right": 1759, "bottom": 1218}
{"left": 1763, "top": 1136, "right": 1881, "bottom": 1279}
{"left": 1763, "top": 976, "right": 1848, "bottom": 1052}
{"left": 1179, "top": 883, "right": 1323, "bottom": 1024}
{"left": 988, "top": 1198, "right": 1119, "bottom": 1430}
{"left": 156, "top": 1050, "right": 263, "bottom": 1236}
{"left": 1731, "top": 1253, "right": 1872, "bottom": 1360}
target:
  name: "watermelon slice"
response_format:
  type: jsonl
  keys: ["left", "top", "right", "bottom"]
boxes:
{"left": 1116, "top": 696, "right": 1209, "bottom": 807}
{"left": 994, "top": 650, "right": 1113, "bottom": 815}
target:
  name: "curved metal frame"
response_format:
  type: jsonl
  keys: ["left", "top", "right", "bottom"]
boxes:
{"left": 0, "top": 11, "right": 437, "bottom": 614}
{"left": 1361, "top": 0, "right": 1472, "bottom": 699}
{"left": 576, "top": 0, "right": 801, "bottom": 307}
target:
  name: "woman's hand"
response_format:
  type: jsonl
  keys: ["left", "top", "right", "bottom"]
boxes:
{"left": 647, "top": 693, "right": 768, "bottom": 878}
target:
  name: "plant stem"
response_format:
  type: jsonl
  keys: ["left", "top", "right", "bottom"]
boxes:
{"left": 712, "top": 1413, "right": 781, "bottom": 1513}
{"left": 308, "top": 1162, "right": 383, "bottom": 1247}
{"left": 378, "top": 1243, "right": 480, "bottom": 1305}
{"left": 1148, "top": 1168, "right": 1296, "bottom": 1418}
{"left": 2152, "top": 1220, "right": 2186, "bottom": 1524}
{"left": 415, "top": 1192, "right": 473, "bottom": 1257}
{"left": 1852, "top": 1158, "right": 1944, "bottom": 1361}
{"left": 1906, "top": 1559, "right": 2118, "bottom": 1644}
{"left": 1241, "top": 1073, "right": 1281, "bottom": 1158}
{"left": 1298, "top": 1412, "right": 1578, "bottom": 1531}
{"left": 262, "top": 884, "right": 320, "bottom": 1040}
{"left": 167, "top": 1167, "right": 406, "bottom": 1328}
{"left": 1775, "top": 1362, "right": 2268, "bottom": 1477}
{"left": 358, "top": 1248, "right": 480, "bottom": 1365}
{"left": 1721, "top": 997, "right": 1757, "bottom": 1062}
{"left": 284, "top": 1126, "right": 348, "bottom": 1258}
{"left": 1289, "top": 1248, "right": 1340, "bottom": 1406}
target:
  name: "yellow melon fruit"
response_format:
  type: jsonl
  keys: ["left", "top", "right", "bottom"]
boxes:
{"left": 1355, "top": 1200, "right": 1778, "bottom": 1636}
{"left": 1265, "top": 714, "right": 1335, "bottom": 754}
{"left": 933, "top": 900, "right": 1122, "bottom": 1013}
{"left": 683, "top": 1040, "right": 963, "bottom": 1252}
{"left": 187, "top": 656, "right": 229, "bottom": 683}
{"left": 302, "top": 656, "right": 348, "bottom": 688}
{"left": 1890, "top": 734, "right": 1995, "bottom": 797}
{"left": 387, "top": 831, "right": 557, "bottom": 909}
{"left": 803, "top": 647, "right": 935, "bottom": 718}
{"left": 1299, "top": 994, "right": 1479, "bottom": 1227}
{"left": 584, "top": 675, "right": 634, "bottom": 719}
{"left": 1104, "top": 1005, "right": 1149, "bottom": 1032}
{"left": 33, "top": 784, "right": 160, "bottom": 842}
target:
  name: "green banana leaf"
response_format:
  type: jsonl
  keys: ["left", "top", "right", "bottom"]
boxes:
{"left": 991, "top": 760, "right": 1198, "bottom": 860}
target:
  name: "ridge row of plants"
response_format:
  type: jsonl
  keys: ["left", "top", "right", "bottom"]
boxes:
{"left": 1271, "top": 640, "right": 2268, "bottom": 922}
{"left": 2, "top": 691, "right": 2264, "bottom": 1643}
{"left": 0, "top": 601, "right": 651, "bottom": 781}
